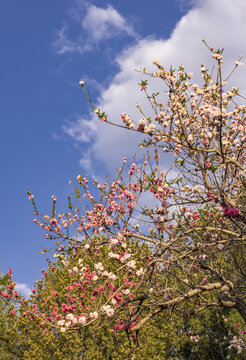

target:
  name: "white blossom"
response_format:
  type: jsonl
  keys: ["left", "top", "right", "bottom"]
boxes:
{"left": 136, "top": 268, "right": 144, "bottom": 276}
{"left": 78, "top": 316, "right": 87, "bottom": 324}
{"left": 57, "top": 319, "right": 65, "bottom": 326}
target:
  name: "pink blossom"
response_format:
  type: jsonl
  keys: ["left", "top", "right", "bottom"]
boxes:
{"left": 204, "top": 160, "right": 211, "bottom": 168}
{"left": 221, "top": 203, "right": 239, "bottom": 218}
{"left": 49, "top": 217, "right": 58, "bottom": 226}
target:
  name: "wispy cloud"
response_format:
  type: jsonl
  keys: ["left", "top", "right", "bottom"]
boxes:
{"left": 53, "top": 3, "right": 137, "bottom": 55}
{"left": 79, "top": 75, "right": 104, "bottom": 92}
{"left": 16, "top": 283, "right": 32, "bottom": 298}
{"left": 53, "top": 25, "right": 92, "bottom": 55}
{"left": 176, "top": 0, "right": 202, "bottom": 12}
{"left": 82, "top": 5, "right": 136, "bottom": 43}
{"left": 62, "top": 116, "right": 97, "bottom": 143}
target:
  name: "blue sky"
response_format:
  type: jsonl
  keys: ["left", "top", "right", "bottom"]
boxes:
{"left": 1, "top": 0, "right": 246, "bottom": 296}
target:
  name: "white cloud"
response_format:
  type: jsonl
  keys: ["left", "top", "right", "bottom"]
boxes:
{"left": 176, "top": 0, "right": 202, "bottom": 12}
{"left": 16, "top": 283, "right": 32, "bottom": 298}
{"left": 79, "top": 152, "right": 96, "bottom": 177}
{"left": 53, "top": 3, "right": 137, "bottom": 54}
{"left": 79, "top": 75, "right": 104, "bottom": 92}
{"left": 64, "top": 0, "right": 246, "bottom": 175}
{"left": 53, "top": 26, "right": 92, "bottom": 55}
{"left": 63, "top": 117, "right": 97, "bottom": 143}
{"left": 82, "top": 5, "right": 136, "bottom": 43}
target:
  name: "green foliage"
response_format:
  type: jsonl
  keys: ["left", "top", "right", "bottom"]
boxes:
{"left": 1, "top": 260, "right": 245, "bottom": 359}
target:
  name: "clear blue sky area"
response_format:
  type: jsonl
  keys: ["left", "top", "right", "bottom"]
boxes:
{"left": 0, "top": 1, "right": 188, "bottom": 290}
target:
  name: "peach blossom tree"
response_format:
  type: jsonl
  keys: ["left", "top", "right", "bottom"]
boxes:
{"left": 3, "top": 43, "right": 246, "bottom": 355}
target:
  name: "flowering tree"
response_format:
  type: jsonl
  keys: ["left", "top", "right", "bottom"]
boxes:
{"left": 2, "top": 43, "right": 246, "bottom": 356}
{"left": 0, "top": 264, "right": 243, "bottom": 359}
{"left": 1, "top": 269, "right": 188, "bottom": 360}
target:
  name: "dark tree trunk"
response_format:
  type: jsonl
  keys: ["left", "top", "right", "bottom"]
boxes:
{"left": 235, "top": 299, "right": 246, "bottom": 324}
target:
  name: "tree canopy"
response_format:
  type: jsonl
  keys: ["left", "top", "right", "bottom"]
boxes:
{"left": 1, "top": 43, "right": 246, "bottom": 359}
